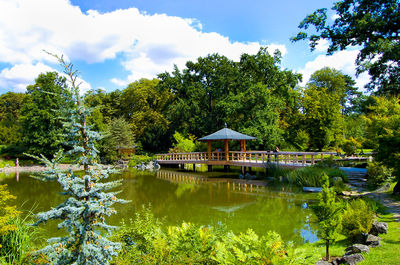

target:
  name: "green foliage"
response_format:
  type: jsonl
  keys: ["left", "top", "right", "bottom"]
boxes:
{"left": 158, "top": 47, "right": 300, "bottom": 150}
{"left": 284, "top": 166, "right": 347, "bottom": 190}
{"left": 364, "top": 96, "right": 400, "bottom": 192}
{"left": 20, "top": 72, "right": 71, "bottom": 157}
{"left": 169, "top": 132, "right": 196, "bottom": 153}
{"left": 128, "top": 154, "right": 154, "bottom": 167}
{"left": 30, "top": 55, "right": 126, "bottom": 265}
{"left": 0, "top": 159, "right": 16, "bottom": 168}
{"left": 311, "top": 175, "right": 343, "bottom": 260}
{"left": 292, "top": 0, "right": 400, "bottom": 95}
{"left": 0, "top": 185, "right": 34, "bottom": 264}
{"left": 0, "top": 92, "right": 27, "bottom": 145}
{"left": 0, "top": 214, "right": 36, "bottom": 264}
{"left": 341, "top": 199, "right": 375, "bottom": 241}
{"left": 292, "top": 130, "right": 309, "bottom": 151}
{"left": 301, "top": 84, "right": 343, "bottom": 150}
{"left": 120, "top": 78, "right": 173, "bottom": 152}
{"left": 366, "top": 161, "right": 394, "bottom": 187}
{"left": 0, "top": 185, "right": 20, "bottom": 237}
{"left": 113, "top": 205, "right": 311, "bottom": 265}
{"left": 102, "top": 117, "right": 136, "bottom": 162}
{"left": 342, "top": 137, "right": 362, "bottom": 156}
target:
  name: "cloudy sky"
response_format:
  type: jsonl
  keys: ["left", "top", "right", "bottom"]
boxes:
{"left": 0, "top": 0, "right": 370, "bottom": 94}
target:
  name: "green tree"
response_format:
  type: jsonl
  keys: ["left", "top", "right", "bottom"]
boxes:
{"left": 292, "top": 0, "right": 400, "bottom": 96}
{"left": 364, "top": 96, "right": 400, "bottom": 193}
{"left": 158, "top": 47, "right": 301, "bottom": 150}
{"left": 308, "top": 67, "right": 361, "bottom": 113}
{"left": 0, "top": 92, "right": 27, "bottom": 145}
{"left": 169, "top": 131, "right": 196, "bottom": 153}
{"left": 31, "top": 55, "right": 126, "bottom": 264}
{"left": 120, "top": 78, "right": 172, "bottom": 152}
{"left": 301, "top": 84, "right": 343, "bottom": 150}
{"left": 20, "top": 72, "right": 70, "bottom": 157}
{"left": 102, "top": 117, "right": 135, "bottom": 162}
{"left": 311, "top": 175, "right": 342, "bottom": 261}
{"left": 84, "top": 89, "right": 123, "bottom": 131}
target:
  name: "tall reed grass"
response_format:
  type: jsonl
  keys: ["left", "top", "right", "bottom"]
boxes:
{"left": 0, "top": 214, "right": 36, "bottom": 264}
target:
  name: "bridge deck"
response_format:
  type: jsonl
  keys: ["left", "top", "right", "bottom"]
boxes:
{"left": 156, "top": 151, "right": 372, "bottom": 168}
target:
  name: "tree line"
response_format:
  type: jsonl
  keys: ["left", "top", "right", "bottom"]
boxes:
{"left": 0, "top": 48, "right": 372, "bottom": 157}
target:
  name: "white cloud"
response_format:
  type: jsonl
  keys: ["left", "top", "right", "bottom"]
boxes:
{"left": 0, "top": 0, "right": 286, "bottom": 90}
{"left": 299, "top": 50, "right": 370, "bottom": 91}
{"left": 0, "top": 63, "right": 55, "bottom": 93}
{"left": 314, "top": 39, "right": 330, "bottom": 52}
{"left": 0, "top": 62, "right": 91, "bottom": 94}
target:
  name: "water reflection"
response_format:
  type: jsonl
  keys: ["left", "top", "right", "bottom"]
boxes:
{"left": 2, "top": 168, "right": 319, "bottom": 245}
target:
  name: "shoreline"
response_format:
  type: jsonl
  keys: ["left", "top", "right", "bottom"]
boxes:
{"left": 0, "top": 164, "right": 84, "bottom": 174}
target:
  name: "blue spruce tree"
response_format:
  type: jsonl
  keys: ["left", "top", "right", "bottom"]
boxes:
{"left": 30, "top": 54, "right": 126, "bottom": 264}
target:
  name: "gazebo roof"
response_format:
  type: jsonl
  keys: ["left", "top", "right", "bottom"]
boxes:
{"left": 198, "top": 127, "right": 256, "bottom": 141}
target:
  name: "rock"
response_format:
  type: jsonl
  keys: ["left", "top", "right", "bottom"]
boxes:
{"left": 316, "top": 260, "right": 331, "bottom": 265}
{"left": 374, "top": 183, "right": 391, "bottom": 192}
{"left": 345, "top": 244, "right": 370, "bottom": 255}
{"left": 265, "top": 177, "right": 275, "bottom": 181}
{"left": 332, "top": 177, "right": 343, "bottom": 184}
{"left": 239, "top": 174, "right": 245, "bottom": 179}
{"left": 245, "top": 173, "right": 257, "bottom": 180}
{"left": 341, "top": 254, "right": 364, "bottom": 265}
{"left": 365, "top": 234, "right": 381, "bottom": 247}
{"left": 369, "top": 222, "right": 388, "bottom": 236}
{"left": 303, "top": 187, "right": 322, "bottom": 193}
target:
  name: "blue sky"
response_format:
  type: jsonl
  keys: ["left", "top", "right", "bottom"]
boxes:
{"left": 0, "top": 0, "right": 369, "bottom": 94}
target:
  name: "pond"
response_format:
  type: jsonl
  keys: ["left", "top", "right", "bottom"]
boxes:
{"left": 2, "top": 167, "right": 319, "bottom": 245}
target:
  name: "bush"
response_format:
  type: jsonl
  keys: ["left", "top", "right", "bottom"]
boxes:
{"left": 169, "top": 132, "right": 196, "bottom": 153}
{"left": 341, "top": 199, "right": 375, "bottom": 241}
{"left": 342, "top": 137, "right": 362, "bottom": 156}
{"left": 112, "top": 205, "right": 312, "bottom": 264}
{"left": 0, "top": 159, "right": 16, "bottom": 168}
{"left": 128, "top": 154, "right": 155, "bottom": 167}
{"left": 366, "top": 161, "right": 394, "bottom": 187}
{"left": 0, "top": 184, "right": 35, "bottom": 264}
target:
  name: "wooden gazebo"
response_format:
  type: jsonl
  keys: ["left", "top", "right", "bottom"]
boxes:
{"left": 198, "top": 125, "right": 256, "bottom": 170}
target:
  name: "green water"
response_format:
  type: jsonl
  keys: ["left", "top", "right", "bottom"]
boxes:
{"left": 1, "top": 168, "right": 319, "bottom": 245}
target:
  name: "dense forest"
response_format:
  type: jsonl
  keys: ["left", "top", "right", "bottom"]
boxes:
{"left": 0, "top": 47, "right": 396, "bottom": 162}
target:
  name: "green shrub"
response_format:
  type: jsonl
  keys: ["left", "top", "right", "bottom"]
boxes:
{"left": 112, "top": 205, "right": 312, "bottom": 265}
{"left": 285, "top": 166, "right": 347, "bottom": 189}
{"left": 342, "top": 137, "right": 362, "bottom": 156}
{"left": 128, "top": 154, "right": 155, "bottom": 167}
{"left": 0, "top": 159, "right": 16, "bottom": 168}
{"left": 366, "top": 161, "right": 394, "bottom": 187}
{"left": 0, "top": 185, "right": 35, "bottom": 264}
{"left": 293, "top": 130, "right": 309, "bottom": 151}
{"left": 169, "top": 132, "right": 196, "bottom": 153}
{"left": 341, "top": 199, "right": 375, "bottom": 241}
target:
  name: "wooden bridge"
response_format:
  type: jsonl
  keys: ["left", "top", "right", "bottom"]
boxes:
{"left": 156, "top": 151, "right": 372, "bottom": 172}
{"left": 156, "top": 126, "right": 372, "bottom": 172}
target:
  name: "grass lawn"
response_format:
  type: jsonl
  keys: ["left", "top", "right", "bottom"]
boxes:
{"left": 297, "top": 213, "right": 400, "bottom": 264}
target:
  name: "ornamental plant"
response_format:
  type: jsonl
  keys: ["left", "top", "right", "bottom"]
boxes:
{"left": 30, "top": 54, "right": 126, "bottom": 265}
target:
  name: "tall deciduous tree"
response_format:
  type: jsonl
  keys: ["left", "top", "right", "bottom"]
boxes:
{"left": 0, "top": 92, "right": 27, "bottom": 145}
{"left": 292, "top": 0, "right": 400, "bottom": 96}
{"left": 120, "top": 78, "right": 172, "bottom": 152}
{"left": 31, "top": 55, "right": 126, "bottom": 264}
{"left": 301, "top": 84, "right": 343, "bottom": 150}
{"left": 20, "top": 72, "right": 70, "bottom": 157}
{"left": 364, "top": 96, "right": 400, "bottom": 193}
